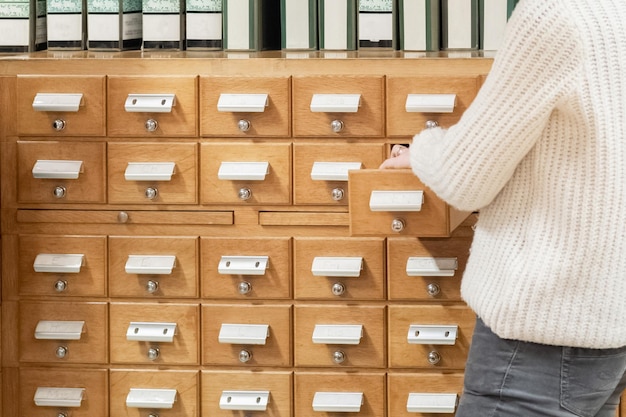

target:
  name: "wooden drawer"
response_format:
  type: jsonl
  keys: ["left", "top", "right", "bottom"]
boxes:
{"left": 388, "top": 305, "right": 475, "bottom": 369}
{"left": 202, "top": 304, "right": 291, "bottom": 367}
{"left": 18, "top": 234, "right": 107, "bottom": 297}
{"left": 388, "top": 373, "right": 464, "bottom": 416}
{"left": 109, "top": 302, "right": 199, "bottom": 365}
{"left": 294, "top": 372, "right": 385, "bottom": 417}
{"left": 110, "top": 370, "right": 198, "bottom": 417}
{"left": 294, "top": 305, "right": 385, "bottom": 368}
{"left": 293, "top": 75, "right": 385, "bottom": 137}
{"left": 202, "top": 371, "right": 292, "bottom": 417}
{"left": 199, "top": 76, "right": 291, "bottom": 137}
{"left": 201, "top": 237, "right": 291, "bottom": 300}
{"left": 349, "top": 169, "right": 470, "bottom": 237}
{"left": 387, "top": 76, "right": 480, "bottom": 137}
{"left": 108, "top": 142, "right": 198, "bottom": 204}
{"left": 200, "top": 142, "right": 291, "bottom": 205}
{"left": 19, "top": 368, "right": 108, "bottom": 417}
{"left": 19, "top": 301, "right": 108, "bottom": 364}
{"left": 109, "top": 236, "right": 199, "bottom": 298}
{"left": 17, "top": 141, "right": 106, "bottom": 204}
{"left": 294, "top": 237, "right": 385, "bottom": 300}
{"left": 387, "top": 235, "right": 473, "bottom": 301}
{"left": 293, "top": 143, "right": 385, "bottom": 206}
{"left": 16, "top": 75, "right": 106, "bottom": 136}
{"left": 107, "top": 76, "right": 197, "bottom": 137}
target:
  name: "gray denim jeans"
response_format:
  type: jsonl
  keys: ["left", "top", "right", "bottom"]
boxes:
{"left": 456, "top": 317, "right": 626, "bottom": 417}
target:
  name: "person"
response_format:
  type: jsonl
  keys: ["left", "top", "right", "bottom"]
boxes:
{"left": 379, "top": 0, "right": 626, "bottom": 415}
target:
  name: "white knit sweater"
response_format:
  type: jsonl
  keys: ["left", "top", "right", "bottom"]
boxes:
{"left": 410, "top": 0, "right": 626, "bottom": 348}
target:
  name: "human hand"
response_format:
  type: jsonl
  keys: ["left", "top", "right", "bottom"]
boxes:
{"left": 379, "top": 144, "right": 411, "bottom": 169}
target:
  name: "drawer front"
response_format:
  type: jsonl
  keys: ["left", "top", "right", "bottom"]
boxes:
{"left": 202, "top": 304, "right": 292, "bottom": 367}
{"left": 199, "top": 76, "right": 291, "bottom": 137}
{"left": 107, "top": 76, "right": 197, "bottom": 137}
{"left": 16, "top": 75, "right": 106, "bottom": 136}
{"left": 18, "top": 234, "right": 107, "bottom": 297}
{"left": 387, "top": 76, "right": 480, "bottom": 136}
{"left": 19, "top": 301, "right": 108, "bottom": 364}
{"left": 109, "top": 236, "right": 199, "bottom": 298}
{"left": 17, "top": 141, "right": 106, "bottom": 204}
{"left": 201, "top": 237, "right": 292, "bottom": 299}
{"left": 349, "top": 169, "right": 468, "bottom": 237}
{"left": 202, "top": 371, "right": 292, "bottom": 417}
{"left": 388, "top": 305, "right": 475, "bottom": 369}
{"left": 294, "top": 237, "right": 385, "bottom": 300}
{"left": 387, "top": 236, "right": 473, "bottom": 301}
{"left": 200, "top": 142, "right": 291, "bottom": 205}
{"left": 109, "top": 303, "right": 199, "bottom": 365}
{"left": 293, "top": 143, "right": 385, "bottom": 206}
{"left": 294, "top": 372, "right": 385, "bottom": 417}
{"left": 388, "top": 373, "right": 464, "bottom": 417}
{"left": 294, "top": 305, "right": 385, "bottom": 368}
{"left": 292, "top": 75, "right": 385, "bottom": 137}
{"left": 19, "top": 368, "right": 108, "bottom": 417}
{"left": 110, "top": 370, "right": 198, "bottom": 417}
{"left": 108, "top": 142, "right": 198, "bottom": 205}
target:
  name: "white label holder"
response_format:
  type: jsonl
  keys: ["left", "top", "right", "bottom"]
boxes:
{"left": 126, "top": 322, "right": 177, "bottom": 342}
{"left": 407, "top": 325, "right": 458, "bottom": 345}
{"left": 126, "top": 388, "right": 177, "bottom": 409}
{"left": 33, "top": 253, "right": 85, "bottom": 274}
{"left": 124, "top": 162, "right": 176, "bottom": 181}
{"left": 406, "top": 257, "right": 458, "bottom": 277}
{"left": 406, "top": 393, "right": 458, "bottom": 413}
{"left": 34, "top": 387, "right": 86, "bottom": 407}
{"left": 32, "top": 93, "right": 84, "bottom": 112}
{"left": 312, "top": 324, "right": 363, "bottom": 345}
{"left": 312, "top": 392, "right": 364, "bottom": 412}
{"left": 35, "top": 320, "right": 85, "bottom": 340}
{"left": 217, "top": 93, "right": 269, "bottom": 112}
{"left": 369, "top": 190, "right": 424, "bottom": 212}
{"left": 124, "top": 94, "right": 176, "bottom": 113}
{"left": 218, "top": 256, "right": 269, "bottom": 275}
{"left": 218, "top": 161, "right": 269, "bottom": 181}
{"left": 310, "top": 94, "right": 361, "bottom": 113}
{"left": 218, "top": 323, "right": 270, "bottom": 345}
{"left": 311, "top": 257, "right": 363, "bottom": 277}
{"left": 220, "top": 390, "right": 270, "bottom": 411}
{"left": 125, "top": 255, "right": 177, "bottom": 275}
{"left": 310, "top": 162, "right": 362, "bottom": 181}
{"left": 32, "top": 160, "right": 84, "bottom": 179}
{"left": 405, "top": 94, "right": 457, "bottom": 113}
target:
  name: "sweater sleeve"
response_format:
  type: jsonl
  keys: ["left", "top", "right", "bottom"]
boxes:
{"left": 409, "top": 0, "right": 582, "bottom": 211}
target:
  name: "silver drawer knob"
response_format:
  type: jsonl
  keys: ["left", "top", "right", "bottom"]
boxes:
{"left": 331, "top": 187, "right": 345, "bottom": 201}
{"left": 145, "top": 187, "right": 158, "bottom": 200}
{"left": 333, "top": 350, "right": 346, "bottom": 364}
{"left": 237, "top": 119, "right": 251, "bottom": 132}
{"left": 330, "top": 119, "right": 344, "bottom": 133}
{"left": 391, "top": 218, "right": 405, "bottom": 233}
{"left": 239, "top": 349, "right": 252, "bottom": 363}
{"left": 52, "top": 119, "right": 66, "bottom": 131}
{"left": 427, "top": 283, "right": 441, "bottom": 297}
{"left": 145, "top": 118, "right": 158, "bottom": 132}
{"left": 331, "top": 282, "right": 346, "bottom": 296}
{"left": 55, "top": 346, "right": 68, "bottom": 359}
{"left": 54, "top": 280, "right": 68, "bottom": 292}
{"left": 428, "top": 350, "right": 441, "bottom": 365}
{"left": 57, "top": 413, "right": 68, "bottom": 417}
{"left": 425, "top": 120, "right": 439, "bottom": 129}
{"left": 53, "top": 186, "right": 66, "bottom": 199}
{"left": 238, "top": 187, "right": 252, "bottom": 201}
{"left": 147, "top": 347, "right": 160, "bottom": 361}
{"left": 146, "top": 280, "right": 159, "bottom": 293}
{"left": 238, "top": 281, "right": 252, "bottom": 295}
{"left": 117, "top": 211, "right": 129, "bottom": 223}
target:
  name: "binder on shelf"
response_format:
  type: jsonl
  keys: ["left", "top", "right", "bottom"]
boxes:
{"left": 358, "top": 0, "right": 394, "bottom": 49}
{"left": 318, "top": 0, "right": 357, "bottom": 51}
{"left": 479, "top": 0, "right": 518, "bottom": 51}
{"left": 441, "top": 0, "right": 479, "bottom": 51}
{"left": 0, "top": 0, "right": 47, "bottom": 52}
{"left": 223, "top": 0, "right": 280, "bottom": 51}
{"left": 186, "top": 0, "right": 222, "bottom": 49}
{"left": 280, "top": 0, "right": 317, "bottom": 50}
{"left": 87, "top": 0, "right": 142, "bottom": 50}
{"left": 142, "top": 0, "right": 185, "bottom": 50}
{"left": 397, "top": 0, "right": 439, "bottom": 51}
{"left": 46, "top": 0, "right": 86, "bottom": 49}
